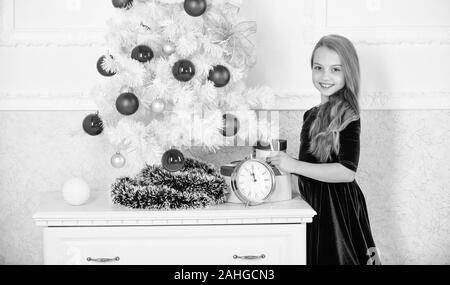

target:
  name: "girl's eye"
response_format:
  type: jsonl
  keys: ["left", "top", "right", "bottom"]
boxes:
{"left": 332, "top": 68, "right": 341, "bottom": 72}
{"left": 313, "top": 66, "right": 322, "bottom": 71}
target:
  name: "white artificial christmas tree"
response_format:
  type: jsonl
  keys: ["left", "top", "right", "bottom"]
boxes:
{"left": 88, "top": 0, "right": 275, "bottom": 173}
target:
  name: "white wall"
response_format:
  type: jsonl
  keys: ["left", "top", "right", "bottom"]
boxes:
{"left": 0, "top": 0, "right": 449, "bottom": 264}
{"left": 2, "top": 0, "right": 449, "bottom": 109}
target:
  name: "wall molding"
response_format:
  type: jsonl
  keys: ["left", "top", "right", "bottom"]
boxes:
{"left": 0, "top": 0, "right": 108, "bottom": 47}
{"left": 1, "top": 91, "right": 449, "bottom": 111}
{"left": 272, "top": 92, "right": 450, "bottom": 110}
{"left": 0, "top": 92, "right": 96, "bottom": 111}
{"left": 303, "top": 0, "right": 450, "bottom": 45}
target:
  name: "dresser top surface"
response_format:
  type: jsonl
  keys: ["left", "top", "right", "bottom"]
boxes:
{"left": 33, "top": 191, "right": 316, "bottom": 227}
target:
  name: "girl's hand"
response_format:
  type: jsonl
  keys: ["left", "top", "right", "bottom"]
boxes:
{"left": 266, "top": 152, "right": 297, "bottom": 173}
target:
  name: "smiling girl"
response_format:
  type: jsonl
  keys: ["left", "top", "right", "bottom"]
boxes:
{"left": 267, "top": 35, "right": 380, "bottom": 265}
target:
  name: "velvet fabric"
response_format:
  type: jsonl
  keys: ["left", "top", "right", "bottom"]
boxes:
{"left": 298, "top": 106, "right": 379, "bottom": 265}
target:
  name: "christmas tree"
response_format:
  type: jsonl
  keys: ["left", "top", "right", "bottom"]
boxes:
{"left": 85, "top": 0, "right": 275, "bottom": 174}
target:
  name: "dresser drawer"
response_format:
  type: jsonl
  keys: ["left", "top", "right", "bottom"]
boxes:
{"left": 43, "top": 224, "right": 306, "bottom": 265}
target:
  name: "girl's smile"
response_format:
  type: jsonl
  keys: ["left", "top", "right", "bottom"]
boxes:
{"left": 318, "top": 83, "right": 335, "bottom": 89}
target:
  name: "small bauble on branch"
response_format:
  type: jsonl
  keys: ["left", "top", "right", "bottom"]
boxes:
{"left": 172, "top": 60, "right": 196, "bottom": 82}
{"left": 116, "top": 92, "right": 140, "bottom": 116}
{"left": 112, "top": 0, "right": 133, "bottom": 9}
{"left": 222, "top": 114, "right": 240, "bottom": 137}
{"left": 82, "top": 113, "right": 103, "bottom": 136}
{"left": 131, "top": 45, "right": 154, "bottom": 63}
{"left": 96, "top": 55, "right": 116, "bottom": 77}
{"left": 161, "top": 149, "right": 186, "bottom": 172}
{"left": 111, "top": 152, "right": 126, "bottom": 168}
{"left": 151, "top": 99, "right": 166, "bottom": 113}
{"left": 184, "top": 0, "right": 207, "bottom": 17}
{"left": 208, "top": 65, "right": 231, "bottom": 88}
{"left": 162, "top": 42, "right": 176, "bottom": 56}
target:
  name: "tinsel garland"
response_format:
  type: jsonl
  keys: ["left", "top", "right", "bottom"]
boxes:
{"left": 111, "top": 158, "right": 229, "bottom": 210}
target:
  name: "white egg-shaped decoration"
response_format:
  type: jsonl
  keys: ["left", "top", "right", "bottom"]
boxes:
{"left": 62, "top": 178, "right": 91, "bottom": 206}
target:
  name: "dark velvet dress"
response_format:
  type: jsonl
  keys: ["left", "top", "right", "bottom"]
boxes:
{"left": 298, "top": 106, "right": 380, "bottom": 265}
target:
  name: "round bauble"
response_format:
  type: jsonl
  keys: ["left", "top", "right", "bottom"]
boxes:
{"left": 112, "top": 0, "right": 133, "bottom": 9}
{"left": 161, "top": 149, "right": 185, "bottom": 172}
{"left": 151, "top": 99, "right": 165, "bottom": 113}
{"left": 184, "top": 0, "right": 207, "bottom": 17}
{"left": 222, "top": 114, "right": 240, "bottom": 137}
{"left": 62, "top": 178, "right": 91, "bottom": 206}
{"left": 111, "top": 152, "right": 126, "bottom": 168}
{"left": 96, "top": 55, "right": 116, "bottom": 77}
{"left": 116, "top": 92, "right": 140, "bottom": 116}
{"left": 131, "top": 45, "right": 154, "bottom": 63}
{"left": 162, "top": 42, "right": 176, "bottom": 56}
{"left": 172, "top": 60, "right": 196, "bottom": 82}
{"left": 82, "top": 113, "right": 103, "bottom": 136}
{"left": 208, "top": 65, "right": 231, "bottom": 88}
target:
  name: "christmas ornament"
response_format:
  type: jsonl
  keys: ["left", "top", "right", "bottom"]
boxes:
{"left": 111, "top": 152, "right": 126, "bottom": 168}
{"left": 184, "top": 0, "right": 207, "bottom": 17}
{"left": 116, "top": 92, "right": 140, "bottom": 116}
{"left": 82, "top": 113, "right": 103, "bottom": 136}
{"left": 62, "top": 178, "right": 91, "bottom": 206}
{"left": 208, "top": 65, "right": 231, "bottom": 88}
{"left": 222, "top": 21, "right": 258, "bottom": 68}
{"left": 151, "top": 99, "right": 165, "bottom": 113}
{"left": 131, "top": 45, "right": 154, "bottom": 63}
{"left": 162, "top": 42, "right": 176, "bottom": 56}
{"left": 172, "top": 60, "right": 195, "bottom": 82}
{"left": 161, "top": 149, "right": 185, "bottom": 172}
{"left": 222, "top": 114, "right": 240, "bottom": 137}
{"left": 112, "top": 0, "right": 133, "bottom": 9}
{"left": 96, "top": 55, "right": 116, "bottom": 77}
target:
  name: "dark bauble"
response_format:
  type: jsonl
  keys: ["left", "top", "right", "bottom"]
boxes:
{"left": 161, "top": 149, "right": 186, "bottom": 172}
{"left": 116, "top": 92, "right": 140, "bottom": 116}
{"left": 172, "top": 60, "right": 196, "bottom": 82}
{"left": 96, "top": 55, "right": 116, "bottom": 77}
{"left": 131, "top": 45, "right": 154, "bottom": 63}
{"left": 112, "top": 0, "right": 133, "bottom": 9}
{"left": 82, "top": 113, "right": 103, "bottom": 136}
{"left": 184, "top": 0, "right": 207, "bottom": 17}
{"left": 208, "top": 65, "right": 231, "bottom": 88}
{"left": 221, "top": 114, "right": 240, "bottom": 137}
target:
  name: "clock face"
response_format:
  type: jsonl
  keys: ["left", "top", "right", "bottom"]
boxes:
{"left": 232, "top": 160, "right": 275, "bottom": 205}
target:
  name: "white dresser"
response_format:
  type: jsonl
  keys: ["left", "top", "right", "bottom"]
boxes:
{"left": 33, "top": 191, "right": 316, "bottom": 265}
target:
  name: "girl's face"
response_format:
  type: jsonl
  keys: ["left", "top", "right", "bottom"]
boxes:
{"left": 312, "top": 46, "right": 345, "bottom": 98}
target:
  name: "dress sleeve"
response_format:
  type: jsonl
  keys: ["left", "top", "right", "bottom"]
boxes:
{"left": 303, "top": 110, "right": 310, "bottom": 122}
{"left": 338, "top": 119, "right": 361, "bottom": 172}
{"left": 303, "top": 107, "right": 315, "bottom": 122}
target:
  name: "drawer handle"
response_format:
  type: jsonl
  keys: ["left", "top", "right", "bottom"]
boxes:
{"left": 86, "top": 257, "right": 120, "bottom": 263}
{"left": 233, "top": 254, "right": 266, "bottom": 260}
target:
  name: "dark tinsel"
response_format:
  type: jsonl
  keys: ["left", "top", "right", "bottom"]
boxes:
{"left": 111, "top": 158, "right": 229, "bottom": 210}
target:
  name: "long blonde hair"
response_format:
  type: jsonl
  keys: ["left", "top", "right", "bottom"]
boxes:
{"left": 309, "top": 35, "right": 361, "bottom": 162}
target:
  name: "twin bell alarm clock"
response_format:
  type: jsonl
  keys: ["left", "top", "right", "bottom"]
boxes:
{"left": 220, "top": 140, "right": 293, "bottom": 206}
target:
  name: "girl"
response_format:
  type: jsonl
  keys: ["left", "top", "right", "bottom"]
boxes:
{"left": 267, "top": 35, "right": 380, "bottom": 265}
